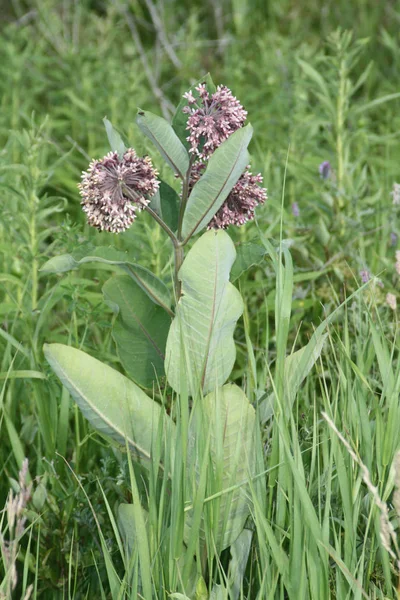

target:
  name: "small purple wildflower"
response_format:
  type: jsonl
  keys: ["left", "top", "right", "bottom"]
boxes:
{"left": 292, "top": 202, "right": 300, "bottom": 217}
{"left": 391, "top": 182, "right": 400, "bottom": 205}
{"left": 319, "top": 161, "right": 331, "bottom": 180}
{"left": 189, "top": 162, "right": 266, "bottom": 229}
{"left": 78, "top": 150, "right": 159, "bottom": 234}
{"left": 391, "top": 232, "right": 398, "bottom": 247}
{"left": 359, "top": 269, "right": 370, "bottom": 284}
{"left": 183, "top": 84, "right": 247, "bottom": 159}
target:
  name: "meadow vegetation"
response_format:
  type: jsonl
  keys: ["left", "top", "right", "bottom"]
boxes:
{"left": 0, "top": 1, "right": 400, "bottom": 598}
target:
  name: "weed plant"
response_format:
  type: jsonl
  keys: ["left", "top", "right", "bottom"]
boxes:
{"left": 0, "top": 2, "right": 400, "bottom": 598}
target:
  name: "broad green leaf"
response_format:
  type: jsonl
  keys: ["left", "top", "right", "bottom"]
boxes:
{"left": 136, "top": 109, "right": 189, "bottom": 178}
{"left": 228, "top": 529, "right": 253, "bottom": 600}
{"left": 40, "top": 246, "right": 172, "bottom": 314}
{"left": 149, "top": 180, "right": 179, "bottom": 232}
{"left": 103, "top": 117, "right": 126, "bottom": 158}
{"left": 118, "top": 504, "right": 149, "bottom": 555}
{"left": 185, "top": 384, "right": 256, "bottom": 553}
{"left": 43, "top": 344, "right": 174, "bottom": 468}
{"left": 230, "top": 242, "right": 267, "bottom": 281}
{"left": 172, "top": 73, "right": 216, "bottom": 148}
{"left": 103, "top": 275, "right": 170, "bottom": 388}
{"left": 259, "top": 331, "right": 327, "bottom": 423}
{"left": 181, "top": 125, "right": 253, "bottom": 240}
{"left": 165, "top": 230, "right": 243, "bottom": 395}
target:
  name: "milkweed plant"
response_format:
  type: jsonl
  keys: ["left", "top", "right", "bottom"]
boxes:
{"left": 41, "top": 76, "right": 323, "bottom": 596}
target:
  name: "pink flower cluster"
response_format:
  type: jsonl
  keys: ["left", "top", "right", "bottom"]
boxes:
{"left": 190, "top": 162, "right": 267, "bottom": 229}
{"left": 183, "top": 84, "right": 247, "bottom": 159}
{"left": 78, "top": 150, "right": 159, "bottom": 233}
{"left": 183, "top": 83, "right": 266, "bottom": 229}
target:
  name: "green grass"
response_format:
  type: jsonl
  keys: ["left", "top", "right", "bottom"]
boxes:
{"left": 1, "top": 1, "right": 400, "bottom": 598}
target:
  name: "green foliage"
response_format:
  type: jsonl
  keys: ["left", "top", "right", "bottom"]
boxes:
{"left": 103, "top": 274, "right": 170, "bottom": 388}
{"left": 1, "top": 2, "right": 400, "bottom": 598}
{"left": 165, "top": 230, "right": 243, "bottom": 395}
{"left": 43, "top": 343, "right": 175, "bottom": 468}
{"left": 185, "top": 384, "right": 256, "bottom": 552}
{"left": 181, "top": 125, "right": 253, "bottom": 239}
{"left": 149, "top": 181, "right": 180, "bottom": 232}
{"left": 41, "top": 246, "right": 172, "bottom": 312}
{"left": 136, "top": 109, "right": 190, "bottom": 178}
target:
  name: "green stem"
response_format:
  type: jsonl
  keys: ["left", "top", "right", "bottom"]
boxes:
{"left": 144, "top": 204, "right": 184, "bottom": 298}
{"left": 124, "top": 186, "right": 185, "bottom": 299}
{"left": 177, "top": 160, "right": 194, "bottom": 242}
{"left": 144, "top": 204, "right": 179, "bottom": 244}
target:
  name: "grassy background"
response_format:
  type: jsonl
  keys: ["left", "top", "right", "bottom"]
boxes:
{"left": 1, "top": 0, "right": 400, "bottom": 598}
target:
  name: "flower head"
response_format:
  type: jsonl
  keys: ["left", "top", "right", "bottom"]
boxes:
{"left": 391, "top": 182, "right": 400, "bottom": 205}
{"left": 183, "top": 84, "right": 247, "bottom": 158}
{"left": 319, "top": 161, "right": 331, "bottom": 180}
{"left": 190, "top": 162, "right": 267, "bottom": 229}
{"left": 78, "top": 150, "right": 159, "bottom": 233}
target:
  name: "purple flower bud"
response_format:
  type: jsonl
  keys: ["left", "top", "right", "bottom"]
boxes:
{"left": 292, "top": 202, "right": 300, "bottom": 217}
{"left": 78, "top": 150, "right": 159, "bottom": 234}
{"left": 183, "top": 85, "right": 247, "bottom": 159}
{"left": 359, "top": 269, "right": 370, "bottom": 284}
{"left": 319, "top": 161, "right": 331, "bottom": 180}
{"left": 390, "top": 232, "right": 398, "bottom": 247}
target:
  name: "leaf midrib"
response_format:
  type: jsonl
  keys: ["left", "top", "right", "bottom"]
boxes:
{"left": 47, "top": 353, "right": 152, "bottom": 462}
{"left": 184, "top": 133, "right": 249, "bottom": 239}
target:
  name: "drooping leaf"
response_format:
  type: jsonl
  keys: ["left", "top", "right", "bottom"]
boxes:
{"left": 103, "top": 117, "right": 126, "bottom": 158}
{"left": 172, "top": 73, "right": 216, "bottom": 148}
{"left": 103, "top": 275, "right": 171, "bottom": 389}
{"left": 165, "top": 230, "right": 243, "bottom": 396}
{"left": 43, "top": 344, "right": 175, "bottom": 468}
{"left": 181, "top": 125, "right": 253, "bottom": 240}
{"left": 185, "top": 384, "right": 256, "bottom": 553}
{"left": 230, "top": 242, "right": 267, "bottom": 281}
{"left": 149, "top": 180, "right": 180, "bottom": 232}
{"left": 136, "top": 109, "right": 189, "bottom": 179}
{"left": 40, "top": 246, "right": 172, "bottom": 313}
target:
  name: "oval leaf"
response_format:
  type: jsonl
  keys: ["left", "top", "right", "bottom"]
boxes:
{"left": 43, "top": 343, "right": 175, "bottom": 468}
{"left": 165, "top": 230, "right": 243, "bottom": 395}
{"left": 185, "top": 384, "right": 256, "bottom": 552}
{"left": 40, "top": 246, "right": 172, "bottom": 314}
{"left": 136, "top": 109, "right": 189, "bottom": 179}
{"left": 230, "top": 242, "right": 267, "bottom": 281}
{"left": 181, "top": 125, "right": 253, "bottom": 240}
{"left": 103, "top": 275, "right": 171, "bottom": 389}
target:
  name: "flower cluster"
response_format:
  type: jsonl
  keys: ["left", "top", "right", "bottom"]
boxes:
{"left": 78, "top": 150, "right": 159, "bottom": 233}
{"left": 183, "top": 84, "right": 247, "bottom": 159}
{"left": 189, "top": 162, "right": 267, "bottom": 229}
